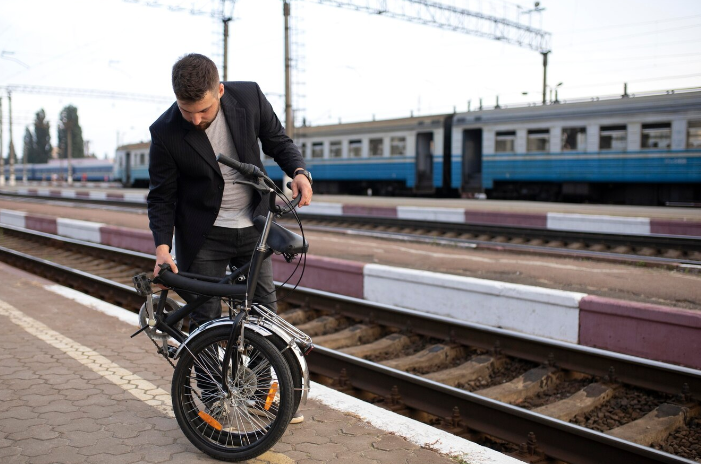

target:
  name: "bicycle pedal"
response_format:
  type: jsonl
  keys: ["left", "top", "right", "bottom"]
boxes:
{"left": 158, "top": 345, "right": 178, "bottom": 358}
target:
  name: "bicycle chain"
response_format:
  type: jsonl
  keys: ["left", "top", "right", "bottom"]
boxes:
{"left": 148, "top": 335, "right": 176, "bottom": 368}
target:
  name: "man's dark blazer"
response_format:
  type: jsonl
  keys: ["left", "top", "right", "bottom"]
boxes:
{"left": 147, "top": 81, "right": 305, "bottom": 272}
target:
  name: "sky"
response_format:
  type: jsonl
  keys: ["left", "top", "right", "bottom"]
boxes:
{"left": 0, "top": 0, "right": 700, "bottom": 160}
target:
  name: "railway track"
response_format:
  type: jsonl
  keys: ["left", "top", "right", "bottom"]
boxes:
{"left": 288, "top": 215, "right": 701, "bottom": 268}
{"left": 0, "top": 224, "right": 699, "bottom": 463}
{"left": 2, "top": 191, "right": 700, "bottom": 268}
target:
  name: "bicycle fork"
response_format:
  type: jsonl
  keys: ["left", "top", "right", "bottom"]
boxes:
{"left": 220, "top": 310, "right": 247, "bottom": 396}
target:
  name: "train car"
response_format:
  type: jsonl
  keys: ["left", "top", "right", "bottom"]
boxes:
{"left": 110, "top": 88, "right": 701, "bottom": 204}
{"left": 263, "top": 114, "right": 453, "bottom": 196}
{"left": 2, "top": 158, "right": 114, "bottom": 182}
{"left": 451, "top": 89, "right": 701, "bottom": 204}
{"left": 113, "top": 142, "right": 150, "bottom": 187}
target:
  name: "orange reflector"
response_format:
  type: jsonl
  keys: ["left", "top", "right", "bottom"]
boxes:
{"left": 198, "top": 411, "right": 223, "bottom": 431}
{"left": 264, "top": 382, "right": 279, "bottom": 411}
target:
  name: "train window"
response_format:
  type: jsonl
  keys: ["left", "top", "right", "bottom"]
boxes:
{"left": 139, "top": 153, "right": 145, "bottom": 165}
{"left": 390, "top": 136, "right": 406, "bottom": 156}
{"left": 369, "top": 138, "right": 383, "bottom": 157}
{"left": 562, "top": 127, "right": 586, "bottom": 151}
{"left": 329, "top": 141, "right": 342, "bottom": 158}
{"left": 312, "top": 142, "right": 324, "bottom": 159}
{"left": 600, "top": 125, "right": 627, "bottom": 151}
{"left": 527, "top": 129, "right": 550, "bottom": 153}
{"left": 349, "top": 140, "right": 362, "bottom": 158}
{"left": 299, "top": 143, "right": 307, "bottom": 159}
{"left": 641, "top": 123, "right": 671, "bottom": 149}
{"left": 688, "top": 121, "right": 701, "bottom": 149}
{"left": 495, "top": 131, "right": 516, "bottom": 153}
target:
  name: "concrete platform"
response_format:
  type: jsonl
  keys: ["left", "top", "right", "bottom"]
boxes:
{"left": 0, "top": 262, "right": 517, "bottom": 464}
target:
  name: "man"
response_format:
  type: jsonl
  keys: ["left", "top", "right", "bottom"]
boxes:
{"left": 147, "top": 53, "right": 312, "bottom": 423}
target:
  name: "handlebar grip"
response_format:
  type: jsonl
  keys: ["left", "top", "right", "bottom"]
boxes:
{"left": 288, "top": 193, "right": 302, "bottom": 209}
{"left": 216, "top": 154, "right": 264, "bottom": 178}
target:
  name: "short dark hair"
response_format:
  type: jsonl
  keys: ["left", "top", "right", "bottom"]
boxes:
{"left": 172, "top": 53, "right": 220, "bottom": 102}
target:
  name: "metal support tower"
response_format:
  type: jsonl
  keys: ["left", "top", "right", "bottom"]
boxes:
{"left": 0, "top": 96, "right": 4, "bottom": 187}
{"left": 7, "top": 91, "right": 15, "bottom": 186}
{"left": 123, "top": 0, "right": 236, "bottom": 81}
{"left": 222, "top": 15, "right": 233, "bottom": 80}
{"left": 284, "top": 0, "right": 293, "bottom": 138}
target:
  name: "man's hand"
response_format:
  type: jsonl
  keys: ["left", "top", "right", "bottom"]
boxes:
{"left": 291, "top": 172, "right": 313, "bottom": 207}
{"left": 154, "top": 245, "right": 178, "bottom": 289}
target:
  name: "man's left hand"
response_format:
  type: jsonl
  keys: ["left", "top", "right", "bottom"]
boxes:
{"left": 290, "top": 174, "right": 313, "bottom": 207}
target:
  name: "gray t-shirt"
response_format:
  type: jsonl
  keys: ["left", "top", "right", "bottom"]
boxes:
{"left": 205, "top": 105, "right": 254, "bottom": 229}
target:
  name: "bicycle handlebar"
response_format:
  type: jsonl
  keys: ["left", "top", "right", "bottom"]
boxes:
{"left": 216, "top": 154, "right": 302, "bottom": 215}
{"left": 216, "top": 154, "right": 264, "bottom": 178}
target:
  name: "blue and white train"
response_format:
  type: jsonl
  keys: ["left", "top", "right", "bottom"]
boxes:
{"left": 2, "top": 158, "right": 114, "bottom": 183}
{"left": 279, "top": 88, "right": 701, "bottom": 204}
{"left": 113, "top": 142, "right": 151, "bottom": 188}
{"left": 114, "top": 89, "right": 701, "bottom": 205}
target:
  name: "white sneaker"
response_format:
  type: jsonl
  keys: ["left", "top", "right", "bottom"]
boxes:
{"left": 290, "top": 411, "right": 304, "bottom": 424}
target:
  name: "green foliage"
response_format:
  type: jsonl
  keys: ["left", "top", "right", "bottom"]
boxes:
{"left": 23, "top": 127, "right": 34, "bottom": 163}
{"left": 57, "top": 105, "right": 84, "bottom": 159}
{"left": 31, "top": 109, "right": 52, "bottom": 163}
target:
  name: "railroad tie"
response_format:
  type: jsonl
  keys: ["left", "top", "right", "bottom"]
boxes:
{"left": 313, "top": 324, "right": 383, "bottom": 350}
{"left": 380, "top": 344, "right": 467, "bottom": 373}
{"left": 339, "top": 332, "right": 417, "bottom": 359}
{"left": 423, "top": 354, "right": 506, "bottom": 387}
{"left": 533, "top": 382, "right": 619, "bottom": 422}
{"left": 296, "top": 315, "right": 348, "bottom": 337}
{"left": 606, "top": 403, "right": 701, "bottom": 447}
{"left": 279, "top": 308, "right": 316, "bottom": 326}
{"left": 476, "top": 366, "right": 564, "bottom": 405}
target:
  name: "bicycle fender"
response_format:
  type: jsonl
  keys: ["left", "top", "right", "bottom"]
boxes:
{"left": 174, "top": 318, "right": 273, "bottom": 360}
{"left": 250, "top": 316, "right": 311, "bottom": 405}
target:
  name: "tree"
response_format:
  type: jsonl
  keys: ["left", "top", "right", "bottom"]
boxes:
{"left": 23, "top": 128, "right": 34, "bottom": 164}
{"left": 30, "top": 109, "right": 52, "bottom": 163}
{"left": 57, "top": 105, "right": 84, "bottom": 159}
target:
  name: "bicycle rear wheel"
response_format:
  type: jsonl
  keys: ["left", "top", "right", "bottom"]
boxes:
{"left": 172, "top": 326, "right": 294, "bottom": 462}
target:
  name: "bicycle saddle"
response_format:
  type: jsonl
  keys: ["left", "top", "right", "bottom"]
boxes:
{"left": 253, "top": 216, "right": 309, "bottom": 254}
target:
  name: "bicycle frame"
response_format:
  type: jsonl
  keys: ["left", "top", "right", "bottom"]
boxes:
{"left": 134, "top": 168, "right": 311, "bottom": 400}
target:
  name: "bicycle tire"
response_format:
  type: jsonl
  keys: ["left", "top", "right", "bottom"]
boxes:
{"left": 172, "top": 326, "right": 294, "bottom": 461}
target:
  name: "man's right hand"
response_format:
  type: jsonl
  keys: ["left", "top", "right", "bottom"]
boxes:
{"left": 155, "top": 245, "right": 178, "bottom": 287}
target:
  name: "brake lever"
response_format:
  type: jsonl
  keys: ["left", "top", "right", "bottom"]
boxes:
{"left": 276, "top": 188, "right": 303, "bottom": 216}
{"left": 233, "top": 179, "right": 274, "bottom": 193}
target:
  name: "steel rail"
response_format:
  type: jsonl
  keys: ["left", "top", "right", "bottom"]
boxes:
{"left": 300, "top": 223, "right": 701, "bottom": 268}
{"left": 283, "top": 286, "right": 701, "bottom": 398}
{"left": 298, "top": 213, "right": 701, "bottom": 254}
{"left": 309, "top": 346, "right": 694, "bottom": 464}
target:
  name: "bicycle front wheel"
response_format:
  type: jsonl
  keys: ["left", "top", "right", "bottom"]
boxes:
{"left": 172, "top": 326, "right": 294, "bottom": 462}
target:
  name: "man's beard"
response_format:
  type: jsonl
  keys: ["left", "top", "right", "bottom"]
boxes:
{"left": 193, "top": 100, "right": 220, "bottom": 131}
{"left": 194, "top": 120, "right": 213, "bottom": 131}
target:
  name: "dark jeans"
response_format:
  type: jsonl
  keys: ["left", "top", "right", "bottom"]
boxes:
{"left": 181, "top": 225, "right": 277, "bottom": 328}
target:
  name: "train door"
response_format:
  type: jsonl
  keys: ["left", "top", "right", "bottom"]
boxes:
{"left": 415, "top": 132, "right": 434, "bottom": 193}
{"left": 461, "top": 129, "right": 482, "bottom": 193}
{"left": 122, "top": 151, "right": 131, "bottom": 187}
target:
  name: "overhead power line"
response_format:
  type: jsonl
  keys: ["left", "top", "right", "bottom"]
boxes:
{"left": 1, "top": 85, "right": 174, "bottom": 104}
{"left": 122, "top": 0, "right": 223, "bottom": 18}
{"left": 307, "top": 0, "right": 551, "bottom": 53}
